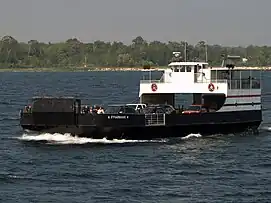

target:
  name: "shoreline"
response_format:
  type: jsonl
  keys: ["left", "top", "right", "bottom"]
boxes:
{"left": 0, "top": 67, "right": 164, "bottom": 72}
{"left": 0, "top": 66, "right": 270, "bottom": 72}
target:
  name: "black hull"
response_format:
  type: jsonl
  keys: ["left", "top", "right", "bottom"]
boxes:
{"left": 20, "top": 110, "right": 262, "bottom": 140}
{"left": 22, "top": 121, "right": 260, "bottom": 140}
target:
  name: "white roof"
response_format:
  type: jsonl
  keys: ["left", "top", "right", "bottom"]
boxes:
{"left": 168, "top": 62, "right": 208, "bottom": 66}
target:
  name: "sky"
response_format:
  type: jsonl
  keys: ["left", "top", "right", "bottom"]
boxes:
{"left": 0, "top": 0, "right": 269, "bottom": 46}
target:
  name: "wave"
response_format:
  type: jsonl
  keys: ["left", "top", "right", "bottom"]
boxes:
{"left": 181, "top": 133, "right": 202, "bottom": 140}
{"left": 0, "top": 117, "right": 19, "bottom": 121}
{"left": 260, "top": 126, "right": 271, "bottom": 132}
{"left": 17, "top": 132, "right": 203, "bottom": 145}
{"left": 18, "top": 133, "right": 168, "bottom": 145}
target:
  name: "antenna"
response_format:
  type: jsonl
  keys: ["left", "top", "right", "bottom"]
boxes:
{"left": 84, "top": 55, "right": 87, "bottom": 68}
{"left": 184, "top": 42, "right": 187, "bottom": 62}
{"left": 205, "top": 42, "right": 208, "bottom": 62}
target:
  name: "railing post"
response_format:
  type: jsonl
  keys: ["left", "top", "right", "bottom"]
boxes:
{"left": 145, "top": 113, "right": 166, "bottom": 126}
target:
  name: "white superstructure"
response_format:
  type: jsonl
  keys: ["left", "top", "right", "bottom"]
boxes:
{"left": 139, "top": 54, "right": 261, "bottom": 112}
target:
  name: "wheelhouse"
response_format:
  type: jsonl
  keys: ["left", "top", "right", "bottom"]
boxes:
{"left": 138, "top": 54, "right": 262, "bottom": 113}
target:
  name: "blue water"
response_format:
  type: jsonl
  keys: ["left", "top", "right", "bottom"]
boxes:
{"left": 0, "top": 71, "right": 271, "bottom": 203}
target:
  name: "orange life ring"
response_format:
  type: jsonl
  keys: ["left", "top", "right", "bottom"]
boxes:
{"left": 151, "top": 83, "right": 157, "bottom": 92}
{"left": 208, "top": 83, "right": 215, "bottom": 92}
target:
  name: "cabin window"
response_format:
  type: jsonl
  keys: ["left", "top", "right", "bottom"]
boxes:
{"left": 174, "top": 66, "right": 178, "bottom": 72}
{"left": 229, "top": 70, "right": 241, "bottom": 89}
{"left": 194, "top": 65, "right": 198, "bottom": 73}
{"left": 180, "top": 66, "right": 185, "bottom": 72}
{"left": 211, "top": 70, "right": 228, "bottom": 80}
{"left": 251, "top": 78, "right": 260, "bottom": 89}
{"left": 231, "top": 70, "right": 240, "bottom": 80}
{"left": 194, "top": 64, "right": 202, "bottom": 72}
{"left": 240, "top": 71, "right": 252, "bottom": 89}
{"left": 186, "top": 66, "right": 192, "bottom": 72}
{"left": 240, "top": 70, "right": 250, "bottom": 78}
{"left": 227, "top": 70, "right": 261, "bottom": 89}
{"left": 240, "top": 79, "right": 250, "bottom": 89}
{"left": 194, "top": 64, "right": 202, "bottom": 73}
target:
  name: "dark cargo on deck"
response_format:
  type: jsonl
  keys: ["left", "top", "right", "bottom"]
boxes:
{"left": 32, "top": 97, "right": 75, "bottom": 112}
{"left": 31, "top": 97, "right": 79, "bottom": 125}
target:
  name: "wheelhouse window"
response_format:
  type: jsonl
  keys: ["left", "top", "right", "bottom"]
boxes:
{"left": 180, "top": 66, "right": 185, "bottom": 72}
{"left": 171, "top": 65, "right": 193, "bottom": 72}
{"left": 173, "top": 66, "right": 179, "bottom": 72}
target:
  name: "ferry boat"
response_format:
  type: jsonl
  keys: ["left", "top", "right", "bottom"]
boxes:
{"left": 19, "top": 54, "right": 262, "bottom": 139}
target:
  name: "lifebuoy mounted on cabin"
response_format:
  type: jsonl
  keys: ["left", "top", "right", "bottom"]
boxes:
{"left": 208, "top": 83, "right": 215, "bottom": 92}
{"left": 151, "top": 83, "right": 158, "bottom": 92}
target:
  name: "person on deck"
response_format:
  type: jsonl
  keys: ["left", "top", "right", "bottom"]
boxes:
{"left": 92, "top": 105, "right": 98, "bottom": 114}
{"left": 97, "top": 106, "right": 104, "bottom": 114}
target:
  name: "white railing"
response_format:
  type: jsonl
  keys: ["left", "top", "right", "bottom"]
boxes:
{"left": 194, "top": 78, "right": 260, "bottom": 89}
{"left": 140, "top": 75, "right": 168, "bottom": 84}
{"left": 140, "top": 80, "right": 163, "bottom": 84}
{"left": 145, "top": 114, "right": 166, "bottom": 126}
{"left": 194, "top": 78, "right": 228, "bottom": 84}
{"left": 140, "top": 72, "right": 166, "bottom": 84}
{"left": 229, "top": 79, "right": 261, "bottom": 89}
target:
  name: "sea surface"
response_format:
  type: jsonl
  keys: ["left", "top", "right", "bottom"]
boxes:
{"left": 0, "top": 71, "right": 271, "bottom": 203}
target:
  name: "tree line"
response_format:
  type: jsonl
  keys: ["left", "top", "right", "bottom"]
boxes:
{"left": 0, "top": 35, "right": 270, "bottom": 68}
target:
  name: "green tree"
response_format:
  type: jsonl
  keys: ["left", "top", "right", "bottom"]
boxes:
{"left": 1, "top": 35, "right": 271, "bottom": 68}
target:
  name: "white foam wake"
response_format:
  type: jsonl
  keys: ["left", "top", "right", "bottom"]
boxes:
{"left": 18, "top": 133, "right": 166, "bottom": 145}
{"left": 260, "top": 126, "right": 271, "bottom": 131}
{"left": 181, "top": 133, "right": 202, "bottom": 140}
